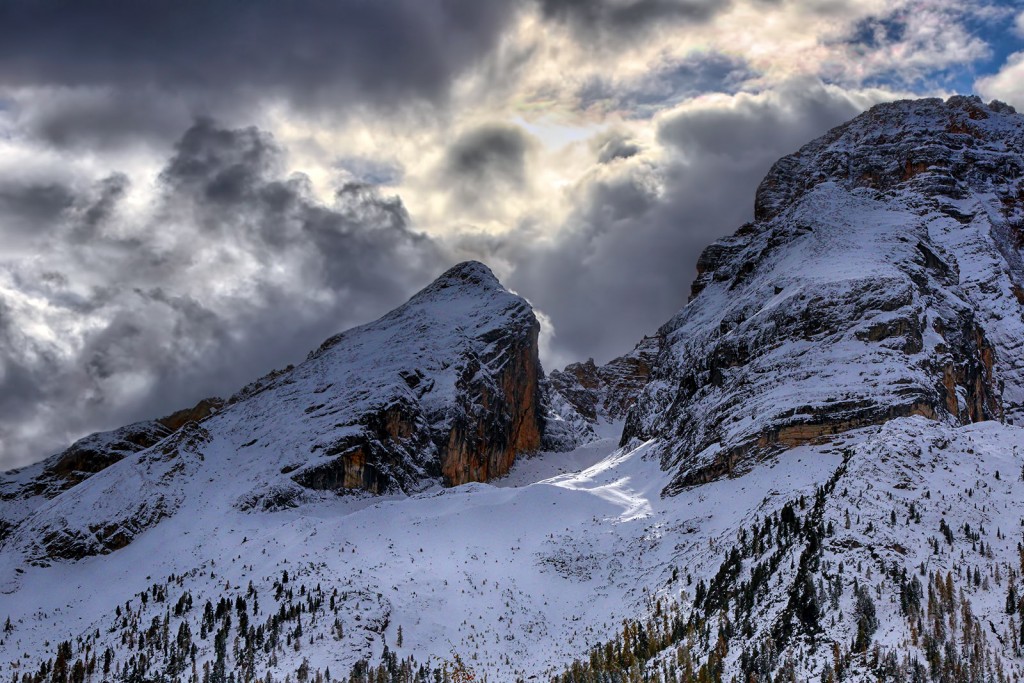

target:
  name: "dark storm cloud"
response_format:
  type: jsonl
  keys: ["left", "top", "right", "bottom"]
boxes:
{"left": 445, "top": 125, "right": 531, "bottom": 184}
{"left": 0, "top": 0, "right": 517, "bottom": 107}
{"left": 160, "top": 118, "right": 280, "bottom": 207}
{"left": 157, "top": 119, "right": 432, "bottom": 294}
{"left": 656, "top": 84, "right": 866, "bottom": 157}
{"left": 540, "top": 0, "right": 728, "bottom": 41}
{"left": 442, "top": 124, "right": 534, "bottom": 210}
{"left": 0, "top": 118, "right": 445, "bottom": 469}
{"left": 156, "top": 119, "right": 442, "bottom": 301}
{"left": 12, "top": 87, "right": 194, "bottom": 151}
{"left": 0, "top": 181, "right": 76, "bottom": 237}
{"left": 490, "top": 83, "right": 869, "bottom": 366}
{"left": 578, "top": 52, "right": 756, "bottom": 114}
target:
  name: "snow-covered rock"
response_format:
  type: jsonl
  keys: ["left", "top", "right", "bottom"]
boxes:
{"left": 624, "top": 96, "right": 1024, "bottom": 495}
{"left": 0, "top": 397, "right": 222, "bottom": 547}
{"left": 543, "top": 336, "right": 660, "bottom": 450}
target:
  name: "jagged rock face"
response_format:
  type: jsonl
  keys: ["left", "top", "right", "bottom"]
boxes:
{"left": 549, "top": 360, "right": 602, "bottom": 423}
{"left": 596, "top": 336, "right": 661, "bottom": 418}
{"left": 547, "top": 335, "right": 660, "bottom": 424}
{"left": 624, "top": 96, "right": 1024, "bottom": 494}
{"left": 266, "top": 260, "right": 543, "bottom": 493}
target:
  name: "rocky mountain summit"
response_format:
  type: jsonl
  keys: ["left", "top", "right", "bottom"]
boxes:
{"left": 624, "top": 95, "right": 1024, "bottom": 493}
{"left": 259, "top": 259, "right": 544, "bottom": 494}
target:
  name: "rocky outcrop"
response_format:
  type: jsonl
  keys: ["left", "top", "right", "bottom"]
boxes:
{"left": 156, "top": 397, "right": 223, "bottom": 431}
{"left": 543, "top": 336, "right": 660, "bottom": 450}
{"left": 21, "top": 421, "right": 173, "bottom": 496}
{"left": 624, "top": 96, "right": 1024, "bottom": 493}
{"left": 442, "top": 316, "right": 542, "bottom": 485}
{"left": 546, "top": 335, "right": 660, "bottom": 431}
{"left": 284, "top": 261, "right": 544, "bottom": 493}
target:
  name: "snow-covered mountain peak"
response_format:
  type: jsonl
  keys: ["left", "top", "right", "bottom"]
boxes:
{"left": 625, "top": 95, "right": 1024, "bottom": 494}
{"left": 412, "top": 259, "right": 501, "bottom": 294}
{"left": 755, "top": 95, "right": 1023, "bottom": 223}
{"left": 306, "top": 260, "right": 520, "bottom": 364}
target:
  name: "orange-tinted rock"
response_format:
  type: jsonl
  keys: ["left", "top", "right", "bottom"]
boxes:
{"left": 441, "top": 320, "right": 542, "bottom": 486}
{"left": 284, "top": 261, "right": 545, "bottom": 494}
{"left": 157, "top": 397, "right": 224, "bottom": 431}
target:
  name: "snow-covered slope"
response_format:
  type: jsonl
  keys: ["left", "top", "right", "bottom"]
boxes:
{"left": 0, "top": 416, "right": 845, "bottom": 681}
{"left": 624, "top": 95, "right": 1024, "bottom": 495}
{"left": 5, "top": 417, "right": 1021, "bottom": 682}
{"left": 0, "top": 398, "right": 223, "bottom": 547}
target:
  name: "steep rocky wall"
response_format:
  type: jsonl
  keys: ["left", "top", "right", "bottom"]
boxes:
{"left": 624, "top": 97, "right": 1024, "bottom": 494}
{"left": 442, "top": 319, "right": 543, "bottom": 486}
{"left": 545, "top": 335, "right": 661, "bottom": 447}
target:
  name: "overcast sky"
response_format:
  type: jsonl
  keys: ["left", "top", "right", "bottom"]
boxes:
{"left": 2, "top": 0, "right": 1024, "bottom": 469}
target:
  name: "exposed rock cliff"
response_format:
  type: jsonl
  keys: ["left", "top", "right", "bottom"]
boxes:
{"left": 543, "top": 336, "right": 660, "bottom": 449}
{"left": 623, "top": 96, "right": 1024, "bottom": 494}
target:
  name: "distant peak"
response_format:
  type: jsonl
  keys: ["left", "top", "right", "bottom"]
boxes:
{"left": 862, "top": 94, "right": 1017, "bottom": 121}
{"left": 421, "top": 261, "right": 503, "bottom": 294}
{"left": 753, "top": 94, "right": 1024, "bottom": 222}
{"left": 439, "top": 260, "right": 499, "bottom": 283}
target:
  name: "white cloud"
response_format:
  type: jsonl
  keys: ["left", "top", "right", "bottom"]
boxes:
{"left": 975, "top": 51, "right": 1024, "bottom": 109}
